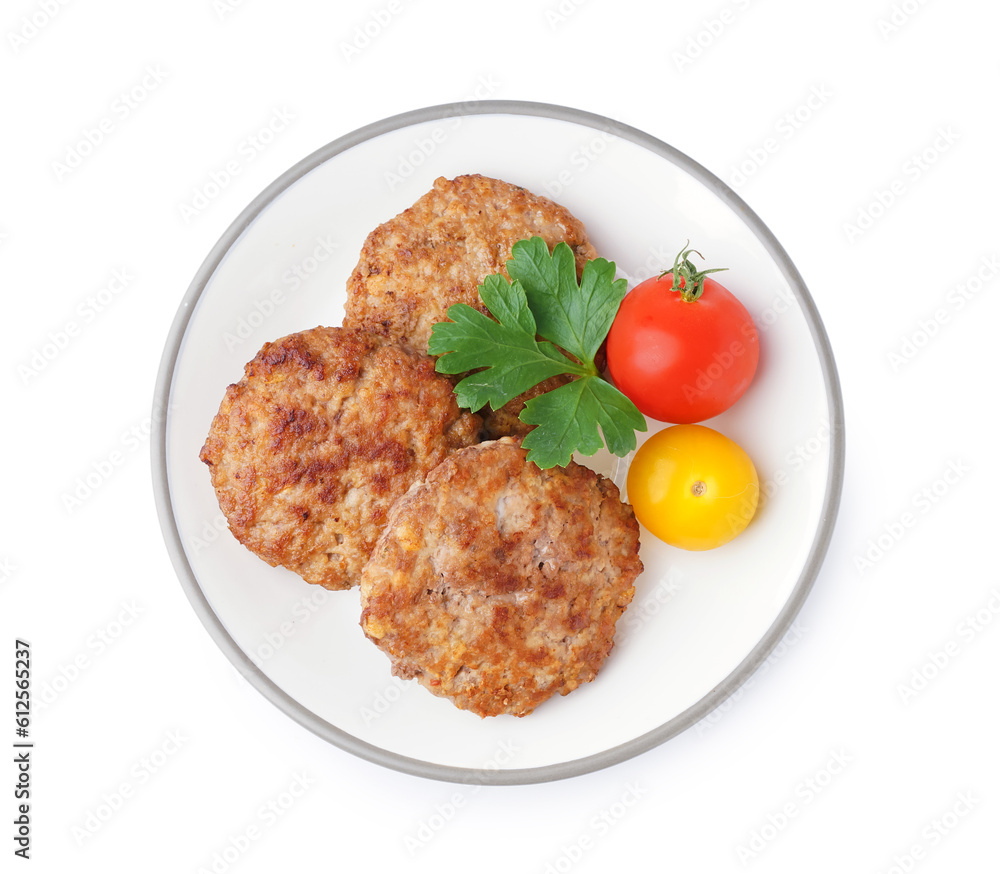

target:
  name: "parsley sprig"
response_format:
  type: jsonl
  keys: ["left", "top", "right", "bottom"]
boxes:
{"left": 428, "top": 237, "right": 647, "bottom": 469}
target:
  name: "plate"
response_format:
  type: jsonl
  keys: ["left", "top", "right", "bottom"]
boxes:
{"left": 152, "top": 101, "right": 844, "bottom": 784}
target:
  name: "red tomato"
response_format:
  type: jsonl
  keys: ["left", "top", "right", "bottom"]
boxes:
{"left": 606, "top": 245, "right": 759, "bottom": 424}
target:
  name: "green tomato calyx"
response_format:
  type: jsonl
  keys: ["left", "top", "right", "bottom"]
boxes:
{"left": 659, "top": 241, "right": 729, "bottom": 302}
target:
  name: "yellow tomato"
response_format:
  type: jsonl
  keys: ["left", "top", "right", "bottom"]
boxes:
{"left": 626, "top": 424, "right": 759, "bottom": 550}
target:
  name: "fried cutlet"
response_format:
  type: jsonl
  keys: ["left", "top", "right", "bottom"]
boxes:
{"left": 199, "top": 326, "right": 483, "bottom": 590}
{"left": 342, "top": 174, "right": 599, "bottom": 438}
{"left": 359, "top": 438, "right": 642, "bottom": 717}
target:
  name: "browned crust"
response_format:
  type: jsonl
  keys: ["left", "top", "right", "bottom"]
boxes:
{"left": 359, "top": 438, "right": 642, "bottom": 717}
{"left": 199, "top": 326, "right": 482, "bottom": 590}
{"left": 344, "top": 174, "right": 597, "bottom": 349}
{"left": 342, "top": 174, "right": 598, "bottom": 438}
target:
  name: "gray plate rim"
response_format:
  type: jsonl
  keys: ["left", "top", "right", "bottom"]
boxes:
{"left": 151, "top": 99, "right": 845, "bottom": 786}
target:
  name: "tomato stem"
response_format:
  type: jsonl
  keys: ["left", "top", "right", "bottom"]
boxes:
{"left": 659, "top": 241, "right": 728, "bottom": 302}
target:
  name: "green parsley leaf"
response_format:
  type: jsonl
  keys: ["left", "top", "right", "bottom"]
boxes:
{"left": 507, "top": 236, "right": 628, "bottom": 365}
{"left": 428, "top": 273, "right": 585, "bottom": 413}
{"left": 428, "top": 237, "right": 647, "bottom": 469}
{"left": 520, "top": 374, "right": 648, "bottom": 470}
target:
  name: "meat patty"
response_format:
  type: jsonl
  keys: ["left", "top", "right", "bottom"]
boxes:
{"left": 344, "top": 174, "right": 597, "bottom": 353}
{"left": 199, "top": 326, "right": 483, "bottom": 590}
{"left": 359, "top": 438, "right": 642, "bottom": 717}
{"left": 342, "top": 174, "right": 599, "bottom": 438}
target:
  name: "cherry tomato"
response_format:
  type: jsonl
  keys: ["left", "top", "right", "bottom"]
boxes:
{"left": 606, "top": 244, "right": 759, "bottom": 424}
{"left": 626, "top": 424, "right": 759, "bottom": 551}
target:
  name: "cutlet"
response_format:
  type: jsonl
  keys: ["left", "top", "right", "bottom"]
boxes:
{"left": 342, "top": 174, "right": 598, "bottom": 438}
{"left": 199, "top": 326, "right": 482, "bottom": 590}
{"left": 359, "top": 438, "right": 642, "bottom": 717}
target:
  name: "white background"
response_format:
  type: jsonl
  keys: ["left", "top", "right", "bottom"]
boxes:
{"left": 3, "top": 0, "right": 998, "bottom": 871}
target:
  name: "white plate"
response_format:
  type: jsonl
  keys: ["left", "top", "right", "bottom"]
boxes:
{"left": 152, "top": 101, "right": 844, "bottom": 784}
